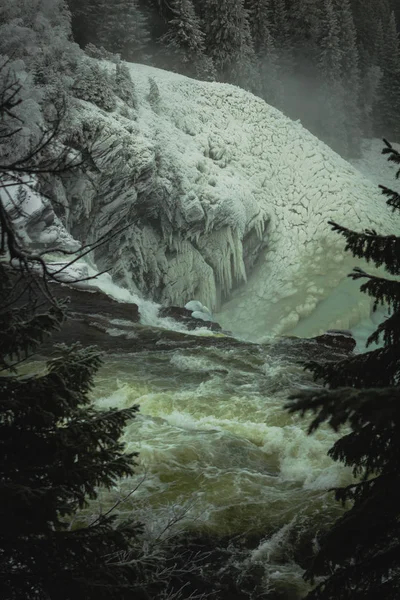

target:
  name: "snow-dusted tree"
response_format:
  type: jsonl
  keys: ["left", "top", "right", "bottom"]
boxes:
{"left": 96, "top": 0, "right": 150, "bottom": 61}
{"left": 72, "top": 60, "right": 116, "bottom": 112}
{"left": 147, "top": 77, "right": 161, "bottom": 113}
{"left": 70, "top": 0, "right": 150, "bottom": 61}
{"left": 286, "top": 0, "right": 323, "bottom": 43}
{"left": 316, "top": 0, "right": 348, "bottom": 155}
{"left": 374, "top": 11, "right": 400, "bottom": 141}
{"left": 114, "top": 61, "right": 138, "bottom": 109}
{"left": 159, "top": 0, "right": 215, "bottom": 79}
{"left": 201, "top": 0, "right": 256, "bottom": 87}
{"left": 338, "top": 0, "right": 362, "bottom": 156}
{"left": 246, "top": 0, "right": 272, "bottom": 54}
{"left": 0, "top": 0, "right": 78, "bottom": 89}
{"left": 258, "top": 28, "right": 284, "bottom": 106}
{"left": 351, "top": 0, "right": 392, "bottom": 68}
{"left": 318, "top": 0, "right": 342, "bottom": 84}
{"left": 373, "top": 19, "right": 385, "bottom": 67}
{"left": 359, "top": 64, "right": 383, "bottom": 139}
{"left": 270, "top": 0, "right": 293, "bottom": 73}
{"left": 245, "top": 0, "right": 283, "bottom": 100}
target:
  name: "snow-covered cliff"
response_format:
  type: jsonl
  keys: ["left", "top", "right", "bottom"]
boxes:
{"left": 39, "top": 61, "right": 400, "bottom": 340}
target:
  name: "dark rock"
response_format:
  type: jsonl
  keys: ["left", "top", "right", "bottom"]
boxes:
{"left": 42, "top": 314, "right": 140, "bottom": 354}
{"left": 49, "top": 282, "right": 140, "bottom": 322}
{"left": 275, "top": 329, "right": 357, "bottom": 363}
{"left": 40, "top": 283, "right": 140, "bottom": 353}
{"left": 314, "top": 329, "right": 356, "bottom": 353}
{"left": 158, "top": 305, "right": 222, "bottom": 331}
{"left": 158, "top": 306, "right": 193, "bottom": 320}
{"left": 7, "top": 269, "right": 140, "bottom": 354}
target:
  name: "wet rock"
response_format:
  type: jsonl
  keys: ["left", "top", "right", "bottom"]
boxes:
{"left": 275, "top": 329, "right": 357, "bottom": 363}
{"left": 314, "top": 329, "right": 356, "bottom": 354}
{"left": 8, "top": 269, "right": 140, "bottom": 354}
{"left": 49, "top": 282, "right": 140, "bottom": 322}
{"left": 158, "top": 305, "right": 222, "bottom": 331}
{"left": 158, "top": 306, "right": 193, "bottom": 320}
{"left": 39, "top": 283, "right": 140, "bottom": 352}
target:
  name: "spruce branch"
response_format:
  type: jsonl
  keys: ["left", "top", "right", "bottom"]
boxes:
{"left": 328, "top": 220, "right": 400, "bottom": 275}
{"left": 349, "top": 268, "right": 400, "bottom": 312}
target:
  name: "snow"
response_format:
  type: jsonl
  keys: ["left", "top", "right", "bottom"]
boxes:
{"left": 8, "top": 59, "right": 400, "bottom": 340}
{"left": 108, "top": 63, "right": 399, "bottom": 339}
{"left": 0, "top": 175, "right": 80, "bottom": 252}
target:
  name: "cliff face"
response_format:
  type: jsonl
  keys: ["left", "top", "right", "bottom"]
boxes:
{"left": 44, "top": 60, "right": 398, "bottom": 339}
{"left": 4, "top": 38, "right": 399, "bottom": 340}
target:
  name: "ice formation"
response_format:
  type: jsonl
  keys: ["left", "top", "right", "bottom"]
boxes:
{"left": 1, "top": 176, "right": 79, "bottom": 253}
{"left": 42, "top": 61, "right": 400, "bottom": 339}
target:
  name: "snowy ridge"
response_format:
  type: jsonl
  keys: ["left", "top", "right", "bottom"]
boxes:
{"left": 54, "top": 62, "right": 400, "bottom": 339}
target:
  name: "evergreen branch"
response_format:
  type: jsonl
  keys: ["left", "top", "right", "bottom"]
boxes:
{"left": 328, "top": 221, "right": 400, "bottom": 275}
{"left": 286, "top": 385, "right": 400, "bottom": 435}
{"left": 379, "top": 184, "right": 400, "bottom": 211}
{"left": 367, "top": 308, "right": 400, "bottom": 347}
{"left": 303, "top": 343, "right": 400, "bottom": 389}
{"left": 349, "top": 268, "right": 400, "bottom": 312}
{"left": 382, "top": 138, "right": 400, "bottom": 178}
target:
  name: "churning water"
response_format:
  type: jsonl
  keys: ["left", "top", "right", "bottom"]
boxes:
{"left": 86, "top": 327, "right": 354, "bottom": 598}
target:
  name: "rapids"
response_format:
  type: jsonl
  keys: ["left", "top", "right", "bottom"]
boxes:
{"left": 35, "top": 260, "right": 381, "bottom": 597}
{"left": 86, "top": 327, "right": 355, "bottom": 598}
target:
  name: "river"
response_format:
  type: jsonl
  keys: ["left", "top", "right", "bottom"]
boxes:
{"left": 80, "top": 323, "right": 356, "bottom": 599}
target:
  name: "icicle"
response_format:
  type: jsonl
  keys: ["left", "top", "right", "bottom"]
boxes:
{"left": 231, "top": 228, "right": 247, "bottom": 284}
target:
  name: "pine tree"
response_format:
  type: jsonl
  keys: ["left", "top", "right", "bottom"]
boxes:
{"left": 246, "top": 0, "right": 272, "bottom": 55}
{"left": 115, "top": 61, "right": 138, "bottom": 108}
{"left": 316, "top": 0, "right": 347, "bottom": 155}
{"left": 159, "top": 0, "right": 215, "bottom": 79}
{"left": 96, "top": 0, "right": 150, "bottom": 61}
{"left": 374, "top": 19, "right": 386, "bottom": 67}
{"left": 359, "top": 63, "right": 383, "bottom": 139}
{"left": 319, "top": 0, "right": 342, "bottom": 84}
{"left": 246, "top": 0, "right": 282, "bottom": 101}
{"left": 351, "top": 0, "right": 390, "bottom": 68}
{"left": 374, "top": 11, "right": 400, "bottom": 141}
{"left": 200, "top": 0, "right": 256, "bottom": 86}
{"left": 286, "top": 0, "right": 323, "bottom": 44}
{"left": 72, "top": 60, "right": 117, "bottom": 112}
{"left": 0, "top": 59, "right": 141, "bottom": 600}
{"left": 286, "top": 140, "right": 400, "bottom": 599}
{"left": 270, "top": 0, "right": 293, "bottom": 74}
{"left": 337, "top": 0, "right": 362, "bottom": 156}
{"left": 70, "top": 0, "right": 150, "bottom": 61}
{"left": 258, "top": 27, "right": 284, "bottom": 106}
{"left": 68, "top": 0, "right": 106, "bottom": 47}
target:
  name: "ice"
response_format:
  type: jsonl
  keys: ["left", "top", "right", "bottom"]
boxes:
{"left": 0, "top": 175, "right": 80, "bottom": 252}
{"left": 8, "top": 56, "right": 400, "bottom": 340}
{"left": 88, "top": 62, "right": 398, "bottom": 339}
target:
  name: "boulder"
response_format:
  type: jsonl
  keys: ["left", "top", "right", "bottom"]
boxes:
{"left": 276, "top": 329, "right": 357, "bottom": 363}
{"left": 49, "top": 282, "right": 140, "bottom": 322}
{"left": 314, "top": 329, "right": 356, "bottom": 354}
{"left": 159, "top": 306, "right": 193, "bottom": 320}
{"left": 158, "top": 305, "right": 222, "bottom": 331}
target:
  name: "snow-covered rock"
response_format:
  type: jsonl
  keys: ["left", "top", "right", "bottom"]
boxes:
{"left": 185, "top": 300, "right": 206, "bottom": 313}
{"left": 1, "top": 176, "right": 79, "bottom": 253}
{"left": 47, "top": 61, "right": 400, "bottom": 340}
{"left": 191, "top": 310, "right": 214, "bottom": 322}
